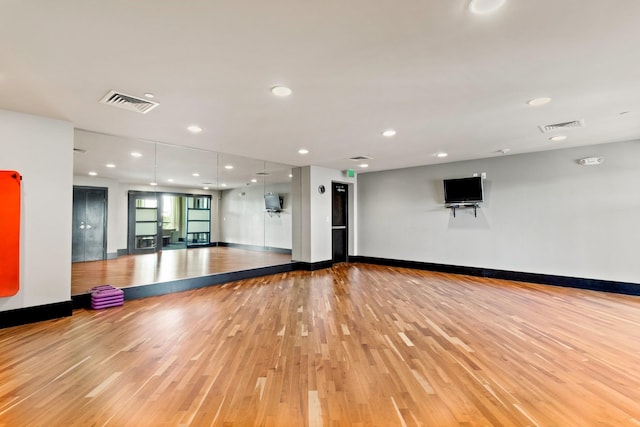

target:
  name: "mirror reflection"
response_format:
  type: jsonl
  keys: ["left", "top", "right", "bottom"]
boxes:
{"left": 71, "top": 130, "right": 293, "bottom": 295}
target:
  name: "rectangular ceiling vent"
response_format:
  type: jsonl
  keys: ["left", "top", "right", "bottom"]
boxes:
{"left": 538, "top": 119, "right": 585, "bottom": 133}
{"left": 99, "top": 90, "right": 159, "bottom": 114}
{"left": 349, "top": 155, "right": 373, "bottom": 161}
{"left": 73, "top": 148, "right": 86, "bottom": 154}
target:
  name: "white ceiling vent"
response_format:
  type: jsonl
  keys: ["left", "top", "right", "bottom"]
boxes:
{"left": 349, "top": 155, "right": 373, "bottom": 161}
{"left": 538, "top": 119, "right": 585, "bottom": 133}
{"left": 99, "top": 90, "right": 159, "bottom": 114}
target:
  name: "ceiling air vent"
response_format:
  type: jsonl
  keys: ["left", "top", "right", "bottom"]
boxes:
{"left": 73, "top": 148, "right": 86, "bottom": 154}
{"left": 99, "top": 90, "right": 159, "bottom": 114}
{"left": 255, "top": 172, "right": 270, "bottom": 176}
{"left": 349, "top": 155, "right": 373, "bottom": 161}
{"left": 538, "top": 119, "right": 585, "bottom": 134}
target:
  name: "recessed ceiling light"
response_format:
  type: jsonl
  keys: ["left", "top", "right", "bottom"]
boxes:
{"left": 298, "top": 148, "right": 309, "bottom": 155}
{"left": 150, "top": 182, "right": 158, "bottom": 186}
{"left": 251, "top": 178, "right": 258, "bottom": 183}
{"left": 167, "top": 178, "right": 174, "bottom": 182}
{"left": 224, "top": 165, "right": 234, "bottom": 170}
{"left": 105, "top": 163, "right": 116, "bottom": 168}
{"left": 527, "top": 97, "right": 552, "bottom": 107}
{"left": 382, "top": 129, "right": 397, "bottom": 138}
{"left": 203, "top": 186, "right": 209, "bottom": 190}
{"left": 288, "top": 174, "right": 293, "bottom": 178}
{"left": 549, "top": 135, "right": 567, "bottom": 142}
{"left": 187, "top": 125, "right": 203, "bottom": 134}
{"left": 435, "top": 152, "right": 448, "bottom": 158}
{"left": 88, "top": 171, "right": 97, "bottom": 176}
{"left": 359, "top": 164, "right": 369, "bottom": 168}
{"left": 130, "top": 152, "right": 142, "bottom": 158}
{"left": 144, "top": 93, "right": 155, "bottom": 99}
{"left": 221, "top": 183, "right": 227, "bottom": 187}
{"left": 271, "top": 86, "right": 292, "bottom": 97}
{"left": 468, "top": 0, "right": 506, "bottom": 15}
{"left": 192, "top": 173, "right": 200, "bottom": 177}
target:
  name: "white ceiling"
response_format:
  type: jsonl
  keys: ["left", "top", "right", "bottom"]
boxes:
{"left": 2, "top": 0, "right": 640, "bottom": 174}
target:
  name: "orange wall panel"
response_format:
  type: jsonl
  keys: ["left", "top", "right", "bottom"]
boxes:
{"left": 0, "top": 171, "right": 21, "bottom": 297}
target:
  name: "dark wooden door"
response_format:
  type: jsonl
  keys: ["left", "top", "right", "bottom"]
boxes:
{"left": 332, "top": 182, "right": 348, "bottom": 263}
{"left": 72, "top": 187, "right": 107, "bottom": 262}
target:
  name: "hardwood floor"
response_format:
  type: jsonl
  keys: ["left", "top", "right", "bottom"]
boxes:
{"left": 72, "top": 246, "right": 292, "bottom": 295}
{"left": 3, "top": 263, "right": 640, "bottom": 426}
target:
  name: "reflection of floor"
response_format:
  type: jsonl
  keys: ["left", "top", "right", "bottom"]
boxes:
{"left": 72, "top": 246, "right": 292, "bottom": 295}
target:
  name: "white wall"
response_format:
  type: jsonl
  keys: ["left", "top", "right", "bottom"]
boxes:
{"left": 0, "top": 109, "right": 73, "bottom": 311}
{"left": 219, "top": 182, "right": 292, "bottom": 249}
{"left": 357, "top": 140, "right": 640, "bottom": 284}
{"left": 292, "top": 166, "right": 357, "bottom": 263}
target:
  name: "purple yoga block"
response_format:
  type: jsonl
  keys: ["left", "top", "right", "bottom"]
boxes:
{"left": 92, "top": 299, "right": 124, "bottom": 309}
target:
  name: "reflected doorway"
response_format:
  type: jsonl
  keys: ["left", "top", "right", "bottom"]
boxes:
{"left": 128, "top": 191, "right": 212, "bottom": 255}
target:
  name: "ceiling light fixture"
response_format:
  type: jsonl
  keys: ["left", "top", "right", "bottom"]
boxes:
{"left": 187, "top": 125, "right": 203, "bottom": 134}
{"left": 549, "top": 135, "right": 567, "bottom": 142}
{"left": 360, "top": 164, "right": 369, "bottom": 168}
{"left": 192, "top": 173, "right": 200, "bottom": 177}
{"left": 224, "top": 165, "right": 234, "bottom": 170}
{"left": 130, "top": 152, "right": 142, "bottom": 158}
{"left": 105, "top": 163, "right": 116, "bottom": 168}
{"left": 288, "top": 174, "right": 293, "bottom": 178}
{"left": 144, "top": 93, "right": 155, "bottom": 99}
{"left": 382, "top": 129, "right": 397, "bottom": 137}
{"left": 167, "top": 179, "right": 174, "bottom": 182}
{"left": 149, "top": 182, "right": 158, "bottom": 186}
{"left": 88, "top": 171, "right": 97, "bottom": 176}
{"left": 298, "top": 148, "right": 309, "bottom": 155}
{"left": 527, "top": 97, "right": 552, "bottom": 107}
{"left": 271, "top": 86, "right": 292, "bottom": 97}
{"left": 203, "top": 186, "right": 209, "bottom": 190}
{"left": 221, "top": 183, "right": 227, "bottom": 187}
{"left": 435, "top": 152, "right": 448, "bottom": 158}
{"left": 468, "top": 0, "right": 506, "bottom": 15}
{"left": 468, "top": 0, "right": 506, "bottom": 14}
{"left": 251, "top": 178, "right": 258, "bottom": 183}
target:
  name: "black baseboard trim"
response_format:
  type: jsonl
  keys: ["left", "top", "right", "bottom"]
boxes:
{"left": 0, "top": 301, "right": 73, "bottom": 329}
{"left": 218, "top": 242, "right": 292, "bottom": 255}
{"left": 349, "top": 256, "right": 640, "bottom": 296}
{"left": 117, "top": 248, "right": 128, "bottom": 257}
{"left": 293, "top": 260, "right": 334, "bottom": 271}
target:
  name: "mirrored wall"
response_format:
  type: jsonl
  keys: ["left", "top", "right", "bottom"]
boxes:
{"left": 71, "top": 130, "right": 293, "bottom": 295}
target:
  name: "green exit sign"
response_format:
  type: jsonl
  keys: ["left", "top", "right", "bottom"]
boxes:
{"left": 347, "top": 169, "right": 355, "bottom": 178}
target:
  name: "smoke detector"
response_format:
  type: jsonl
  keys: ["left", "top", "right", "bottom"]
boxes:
{"left": 99, "top": 90, "right": 159, "bottom": 114}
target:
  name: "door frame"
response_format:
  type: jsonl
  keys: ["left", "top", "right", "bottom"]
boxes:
{"left": 72, "top": 186, "right": 108, "bottom": 262}
{"left": 331, "top": 181, "right": 349, "bottom": 264}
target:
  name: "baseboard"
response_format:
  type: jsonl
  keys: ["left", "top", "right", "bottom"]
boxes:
{"left": 293, "top": 260, "right": 334, "bottom": 271}
{"left": 349, "top": 256, "right": 640, "bottom": 296}
{"left": 218, "top": 242, "right": 293, "bottom": 255}
{"left": 106, "top": 252, "right": 118, "bottom": 260}
{"left": 0, "top": 301, "right": 73, "bottom": 329}
{"left": 117, "top": 248, "right": 128, "bottom": 257}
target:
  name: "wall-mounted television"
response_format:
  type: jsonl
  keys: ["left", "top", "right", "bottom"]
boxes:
{"left": 264, "top": 193, "right": 283, "bottom": 211}
{"left": 443, "top": 176, "right": 483, "bottom": 205}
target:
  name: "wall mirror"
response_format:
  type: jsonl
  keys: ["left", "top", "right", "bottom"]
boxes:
{"left": 71, "top": 130, "right": 293, "bottom": 295}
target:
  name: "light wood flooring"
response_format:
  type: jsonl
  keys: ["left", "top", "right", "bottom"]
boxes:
{"left": 3, "top": 263, "right": 640, "bottom": 426}
{"left": 72, "top": 246, "right": 292, "bottom": 295}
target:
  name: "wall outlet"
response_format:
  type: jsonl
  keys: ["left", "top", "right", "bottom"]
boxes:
{"left": 481, "top": 172, "right": 487, "bottom": 179}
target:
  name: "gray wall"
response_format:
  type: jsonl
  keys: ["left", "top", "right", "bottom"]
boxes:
{"left": 357, "top": 140, "right": 640, "bottom": 284}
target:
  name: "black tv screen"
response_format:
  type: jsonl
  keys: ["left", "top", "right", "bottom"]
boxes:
{"left": 443, "top": 177, "right": 483, "bottom": 204}
{"left": 264, "top": 193, "right": 283, "bottom": 211}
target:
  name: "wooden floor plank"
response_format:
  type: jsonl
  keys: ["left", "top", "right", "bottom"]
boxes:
{"left": 2, "top": 264, "right": 640, "bottom": 425}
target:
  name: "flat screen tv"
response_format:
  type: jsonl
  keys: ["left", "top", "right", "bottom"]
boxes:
{"left": 443, "top": 176, "right": 483, "bottom": 205}
{"left": 264, "top": 193, "right": 283, "bottom": 211}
